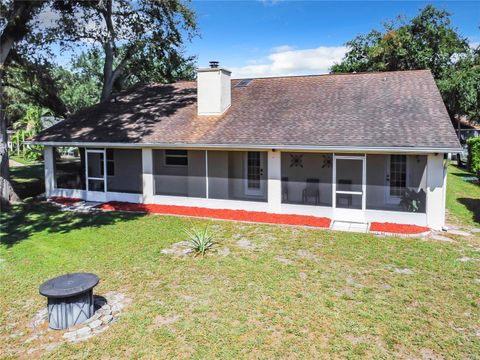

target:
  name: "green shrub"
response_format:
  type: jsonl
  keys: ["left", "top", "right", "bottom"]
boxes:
{"left": 184, "top": 223, "right": 214, "bottom": 256}
{"left": 467, "top": 137, "right": 480, "bottom": 176}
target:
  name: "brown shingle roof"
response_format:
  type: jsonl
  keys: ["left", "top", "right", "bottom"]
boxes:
{"left": 34, "top": 70, "right": 461, "bottom": 151}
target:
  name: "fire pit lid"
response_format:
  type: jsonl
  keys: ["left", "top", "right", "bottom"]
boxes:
{"left": 39, "top": 272, "right": 99, "bottom": 298}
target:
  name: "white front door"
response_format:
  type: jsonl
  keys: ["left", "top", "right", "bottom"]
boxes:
{"left": 244, "top": 151, "right": 265, "bottom": 196}
{"left": 333, "top": 155, "right": 366, "bottom": 222}
{"left": 385, "top": 155, "right": 407, "bottom": 204}
{"left": 85, "top": 149, "right": 107, "bottom": 202}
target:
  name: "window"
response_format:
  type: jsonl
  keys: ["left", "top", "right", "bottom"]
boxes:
{"left": 100, "top": 149, "right": 115, "bottom": 176}
{"left": 165, "top": 150, "right": 188, "bottom": 166}
{"left": 106, "top": 149, "right": 115, "bottom": 176}
{"left": 389, "top": 155, "right": 406, "bottom": 197}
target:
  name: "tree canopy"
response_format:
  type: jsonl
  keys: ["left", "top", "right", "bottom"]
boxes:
{"left": 51, "top": 0, "right": 197, "bottom": 102}
{"left": 3, "top": 0, "right": 198, "bottom": 120}
{"left": 331, "top": 5, "right": 479, "bottom": 124}
{"left": 0, "top": 0, "right": 198, "bottom": 206}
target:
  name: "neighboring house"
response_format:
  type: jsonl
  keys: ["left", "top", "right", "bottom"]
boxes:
{"left": 33, "top": 66, "right": 461, "bottom": 230}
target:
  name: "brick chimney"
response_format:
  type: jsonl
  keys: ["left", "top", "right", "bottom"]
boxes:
{"left": 197, "top": 61, "right": 231, "bottom": 116}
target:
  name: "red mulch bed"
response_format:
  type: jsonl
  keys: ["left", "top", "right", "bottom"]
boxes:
{"left": 49, "top": 197, "right": 82, "bottom": 206}
{"left": 370, "top": 222, "right": 430, "bottom": 234}
{"left": 97, "top": 201, "right": 332, "bottom": 228}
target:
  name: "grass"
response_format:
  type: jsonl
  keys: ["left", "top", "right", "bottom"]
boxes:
{"left": 446, "top": 164, "right": 480, "bottom": 228}
{"left": 9, "top": 161, "right": 45, "bottom": 200}
{"left": 9, "top": 155, "right": 41, "bottom": 166}
{"left": 0, "top": 164, "right": 479, "bottom": 358}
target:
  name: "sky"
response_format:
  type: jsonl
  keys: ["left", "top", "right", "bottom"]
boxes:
{"left": 47, "top": 1, "right": 479, "bottom": 79}
{"left": 185, "top": 0, "right": 479, "bottom": 78}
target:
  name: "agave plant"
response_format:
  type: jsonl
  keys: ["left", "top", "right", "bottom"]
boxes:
{"left": 184, "top": 223, "right": 214, "bottom": 256}
{"left": 400, "top": 188, "right": 425, "bottom": 212}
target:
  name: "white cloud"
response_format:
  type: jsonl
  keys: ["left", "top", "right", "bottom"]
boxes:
{"left": 271, "top": 45, "right": 294, "bottom": 53}
{"left": 230, "top": 45, "right": 347, "bottom": 79}
{"left": 470, "top": 42, "right": 479, "bottom": 49}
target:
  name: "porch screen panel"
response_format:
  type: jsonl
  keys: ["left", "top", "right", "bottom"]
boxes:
{"left": 208, "top": 151, "right": 268, "bottom": 202}
{"left": 153, "top": 150, "right": 206, "bottom": 198}
{"left": 335, "top": 158, "right": 363, "bottom": 210}
{"left": 106, "top": 149, "right": 143, "bottom": 194}
{"left": 280, "top": 152, "right": 333, "bottom": 206}
{"left": 54, "top": 147, "right": 86, "bottom": 190}
{"left": 366, "top": 154, "right": 426, "bottom": 213}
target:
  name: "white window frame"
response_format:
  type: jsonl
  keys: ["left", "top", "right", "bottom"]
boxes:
{"left": 85, "top": 148, "right": 107, "bottom": 193}
{"left": 244, "top": 151, "right": 265, "bottom": 196}
{"left": 332, "top": 154, "right": 366, "bottom": 222}
{"left": 385, "top": 154, "right": 409, "bottom": 204}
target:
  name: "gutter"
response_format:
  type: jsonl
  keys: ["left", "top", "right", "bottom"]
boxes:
{"left": 27, "top": 141, "right": 462, "bottom": 154}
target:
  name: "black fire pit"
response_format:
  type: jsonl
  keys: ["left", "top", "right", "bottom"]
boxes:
{"left": 39, "top": 273, "right": 99, "bottom": 330}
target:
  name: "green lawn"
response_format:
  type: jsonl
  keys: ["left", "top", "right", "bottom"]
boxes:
{"left": 9, "top": 161, "right": 45, "bottom": 200}
{"left": 446, "top": 164, "right": 480, "bottom": 228}
{"left": 9, "top": 155, "right": 41, "bottom": 166}
{"left": 0, "top": 165, "right": 479, "bottom": 358}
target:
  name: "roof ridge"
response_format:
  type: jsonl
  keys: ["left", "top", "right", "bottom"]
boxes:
{"left": 231, "top": 69, "right": 431, "bottom": 81}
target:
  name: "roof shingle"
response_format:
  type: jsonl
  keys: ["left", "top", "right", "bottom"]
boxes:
{"left": 34, "top": 70, "right": 460, "bottom": 151}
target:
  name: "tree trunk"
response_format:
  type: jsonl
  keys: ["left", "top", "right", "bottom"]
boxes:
{"left": 100, "top": 0, "right": 115, "bottom": 103}
{"left": 1, "top": 0, "right": 47, "bottom": 208}
{"left": 0, "top": 86, "right": 20, "bottom": 209}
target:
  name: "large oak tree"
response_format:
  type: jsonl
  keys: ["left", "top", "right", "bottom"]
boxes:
{"left": 51, "top": 0, "right": 197, "bottom": 102}
{"left": 331, "top": 5, "right": 479, "bottom": 126}
{"left": 0, "top": 0, "right": 197, "bottom": 207}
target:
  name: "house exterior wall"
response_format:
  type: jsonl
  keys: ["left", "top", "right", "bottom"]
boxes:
{"left": 426, "top": 154, "right": 447, "bottom": 229}
{"left": 43, "top": 146, "right": 448, "bottom": 230}
{"left": 44, "top": 146, "right": 55, "bottom": 197}
{"left": 153, "top": 150, "right": 206, "bottom": 197}
{"left": 142, "top": 148, "right": 154, "bottom": 203}
{"left": 208, "top": 151, "right": 229, "bottom": 199}
{"left": 268, "top": 150, "right": 281, "bottom": 212}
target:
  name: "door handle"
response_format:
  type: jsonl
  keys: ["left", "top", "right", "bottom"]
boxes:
{"left": 260, "top": 169, "right": 264, "bottom": 176}
{"left": 386, "top": 175, "right": 390, "bottom": 182}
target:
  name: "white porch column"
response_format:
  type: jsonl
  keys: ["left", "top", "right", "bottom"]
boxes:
{"left": 142, "top": 148, "right": 154, "bottom": 203}
{"left": 267, "top": 150, "right": 281, "bottom": 213}
{"left": 44, "top": 146, "right": 55, "bottom": 197}
{"left": 426, "top": 153, "right": 446, "bottom": 230}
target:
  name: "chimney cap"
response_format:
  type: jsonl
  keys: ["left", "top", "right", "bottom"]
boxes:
{"left": 209, "top": 61, "right": 219, "bottom": 68}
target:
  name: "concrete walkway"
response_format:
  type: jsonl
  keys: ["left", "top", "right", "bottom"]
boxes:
{"left": 9, "top": 159, "right": 25, "bottom": 167}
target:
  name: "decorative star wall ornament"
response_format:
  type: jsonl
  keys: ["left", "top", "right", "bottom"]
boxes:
{"left": 322, "top": 155, "right": 332, "bottom": 168}
{"left": 290, "top": 154, "right": 303, "bottom": 168}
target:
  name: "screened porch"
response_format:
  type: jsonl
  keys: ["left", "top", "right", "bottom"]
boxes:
{"left": 281, "top": 152, "right": 427, "bottom": 214}
{"left": 51, "top": 146, "right": 428, "bottom": 217}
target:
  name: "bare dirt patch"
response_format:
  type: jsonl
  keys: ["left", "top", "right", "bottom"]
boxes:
{"left": 152, "top": 314, "right": 181, "bottom": 327}
{"left": 161, "top": 241, "right": 193, "bottom": 257}
{"left": 274, "top": 256, "right": 294, "bottom": 265}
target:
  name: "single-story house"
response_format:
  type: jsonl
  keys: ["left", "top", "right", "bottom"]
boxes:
{"left": 33, "top": 66, "right": 461, "bottom": 230}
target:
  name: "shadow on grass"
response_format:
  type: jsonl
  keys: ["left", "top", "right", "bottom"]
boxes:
{"left": 449, "top": 172, "right": 479, "bottom": 179}
{"left": 457, "top": 198, "right": 480, "bottom": 224}
{"left": 10, "top": 164, "right": 45, "bottom": 199}
{"left": 0, "top": 201, "right": 145, "bottom": 248}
